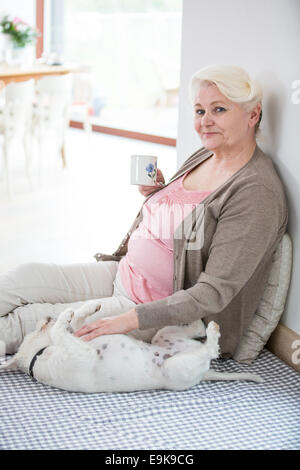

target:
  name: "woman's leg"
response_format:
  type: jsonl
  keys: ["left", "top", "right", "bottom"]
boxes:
{"left": 0, "top": 261, "right": 157, "bottom": 354}
{"left": 0, "top": 293, "right": 137, "bottom": 354}
{"left": 0, "top": 261, "right": 119, "bottom": 316}
{"left": 0, "top": 260, "right": 121, "bottom": 354}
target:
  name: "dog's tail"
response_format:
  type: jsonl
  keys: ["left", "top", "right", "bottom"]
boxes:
{"left": 202, "top": 370, "right": 264, "bottom": 383}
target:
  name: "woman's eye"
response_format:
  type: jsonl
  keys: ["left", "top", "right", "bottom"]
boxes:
{"left": 214, "top": 106, "right": 226, "bottom": 113}
{"left": 195, "top": 107, "right": 226, "bottom": 116}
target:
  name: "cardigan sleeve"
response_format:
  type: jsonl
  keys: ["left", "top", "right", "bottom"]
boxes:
{"left": 135, "top": 184, "right": 287, "bottom": 330}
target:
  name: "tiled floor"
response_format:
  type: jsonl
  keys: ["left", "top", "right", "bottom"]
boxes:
{"left": 0, "top": 128, "right": 177, "bottom": 274}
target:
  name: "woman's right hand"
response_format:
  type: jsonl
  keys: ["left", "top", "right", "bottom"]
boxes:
{"left": 138, "top": 168, "right": 165, "bottom": 197}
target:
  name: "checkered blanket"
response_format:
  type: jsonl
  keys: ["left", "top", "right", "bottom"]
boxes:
{"left": 0, "top": 349, "right": 299, "bottom": 450}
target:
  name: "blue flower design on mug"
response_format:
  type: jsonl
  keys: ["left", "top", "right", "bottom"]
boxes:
{"left": 145, "top": 161, "right": 157, "bottom": 181}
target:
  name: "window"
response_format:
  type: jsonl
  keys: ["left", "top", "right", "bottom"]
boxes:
{"left": 45, "top": 0, "right": 182, "bottom": 140}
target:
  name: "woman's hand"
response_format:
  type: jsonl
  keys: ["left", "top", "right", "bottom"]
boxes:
{"left": 138, "top": 168, "right": 165, "bottom": 197}
{"left": 73, "top": 308, "right": 139, "bottom": 342}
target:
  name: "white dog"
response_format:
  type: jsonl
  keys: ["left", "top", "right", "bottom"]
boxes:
{"left": 0, "top": 300, "right": 263, "bottom": 392}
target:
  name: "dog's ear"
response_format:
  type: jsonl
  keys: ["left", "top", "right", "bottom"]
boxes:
{"left": 0, "top": 356, "right": 18, "bottom": 371}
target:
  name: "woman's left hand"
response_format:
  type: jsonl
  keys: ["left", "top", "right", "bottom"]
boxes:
{"left": 73, "top": 308, "right": 139, "bottom": 342}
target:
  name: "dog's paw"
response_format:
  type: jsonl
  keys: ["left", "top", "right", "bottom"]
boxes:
{"left": 206, "top": 322, "right": 221, "bottom": 343}
{"left": 70, "top": 301, "right": 101, "bottom": 331}
{"left": 207, "top": 321, "right": 220, "bottom": 333}
{"left": 89, "top": 300, "right": 102, "bottom": 313}
{"left": 59, "top": 308, "right": 75, "bottom": 325}
{"left": 75, "top": 300, "right": 102, "bottom": 318}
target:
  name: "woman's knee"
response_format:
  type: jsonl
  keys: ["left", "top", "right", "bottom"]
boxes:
{"left": 5, "top": 262, "right": 43, "bottom": 281}
{"left": 0, "top": 263, "right": 51, "bottom": 317}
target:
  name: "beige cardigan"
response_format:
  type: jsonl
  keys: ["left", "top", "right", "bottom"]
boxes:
{"left": 95, "top": 145, "right": 288, "bottom": 357}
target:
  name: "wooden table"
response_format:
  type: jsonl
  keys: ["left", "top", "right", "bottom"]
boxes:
{"left": 0, "top": 63, "right": 87, "bottom": 89}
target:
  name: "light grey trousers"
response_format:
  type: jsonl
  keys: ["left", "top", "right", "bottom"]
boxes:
{"left": 0, "top": 261, "right": 157, "bottom": 355}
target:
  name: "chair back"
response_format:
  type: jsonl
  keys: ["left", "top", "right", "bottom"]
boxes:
{"left": 3, "top": 80, "right": 34, "bottom": 137}
{"left": 34, "top": 75, "right": 72, "bottom": 130}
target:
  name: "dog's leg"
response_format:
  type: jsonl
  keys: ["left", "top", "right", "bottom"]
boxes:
{"left": 152, "top": 318, "right": 206, "bottom": 347}
{"left": 160, "top": 321, "right": 220, "bottom": 391}
{"left": 201, "top": 370, "right": 264, "bottom": 383}
{"left": 35, "top": 307, "right": 99, "bottom": 393}
{"left": 70, "top": 300, "right": 102, "bottom": 331}
{"left": 48, "top": 307, "right": 98, "bottom": 367}
{"left": 50, "top": 308, "right": 76, "bottom": 345}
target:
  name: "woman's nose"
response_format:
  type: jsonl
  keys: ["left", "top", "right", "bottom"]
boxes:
{"left": 201, "top": 111, "right": 214, "bottom": 127}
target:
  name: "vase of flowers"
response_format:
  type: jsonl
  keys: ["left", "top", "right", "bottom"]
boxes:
{"left": 0, "top": 15, "right": 39, "bottom": 64}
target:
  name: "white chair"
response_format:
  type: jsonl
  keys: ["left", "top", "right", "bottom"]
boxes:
{"left": 0, "top": 80, "right": 34, "bottom": 198}
{"left": 32, "top": 75, "right": 72, "bottom": 176}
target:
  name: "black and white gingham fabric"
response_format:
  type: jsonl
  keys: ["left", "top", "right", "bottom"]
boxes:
{"left": 0, "top": 349, "right": 299, "bottom": 450}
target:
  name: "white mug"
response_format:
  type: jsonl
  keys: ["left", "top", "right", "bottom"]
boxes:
{"left": 130, "top": 155, "right": 158, "bottom": 186}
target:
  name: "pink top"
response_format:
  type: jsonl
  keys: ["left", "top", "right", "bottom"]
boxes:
{"left": 118, "top": 171, "right": 212, "bottom": 303}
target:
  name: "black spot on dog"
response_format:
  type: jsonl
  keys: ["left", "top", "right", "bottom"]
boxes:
{"left": 97, "top": 350, "right": 104, "bottom": 360}
{"left": 196, "top": 336, "right": 207, "bottom": 343}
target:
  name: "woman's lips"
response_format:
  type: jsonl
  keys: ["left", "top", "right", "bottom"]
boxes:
{"left": 203, "top": 132, "right": 219, "bottom": 136}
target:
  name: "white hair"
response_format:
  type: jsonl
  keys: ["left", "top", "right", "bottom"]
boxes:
{"left": 189, "top": 65, "right": 263, "bottom": 130}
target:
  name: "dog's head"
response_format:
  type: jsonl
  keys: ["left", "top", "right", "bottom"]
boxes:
{"left": 0, "top": 316, "right": 56, "bottom": 373}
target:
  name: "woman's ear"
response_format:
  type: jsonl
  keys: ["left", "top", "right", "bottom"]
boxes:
{"left": 249, "top": 103, "right": 262, "bottom": 129}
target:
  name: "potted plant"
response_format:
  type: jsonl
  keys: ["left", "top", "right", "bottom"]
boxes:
{"left": 0, "top": 14, "right": 39, "bottom": 64}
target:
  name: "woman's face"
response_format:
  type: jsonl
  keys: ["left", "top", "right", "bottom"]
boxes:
{"left": 194, "top": 83, "right": 259, "bottom": 152}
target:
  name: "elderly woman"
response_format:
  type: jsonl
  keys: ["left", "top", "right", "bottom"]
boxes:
{"left": 0, "top": 65, "right": 287, "bottom": 359}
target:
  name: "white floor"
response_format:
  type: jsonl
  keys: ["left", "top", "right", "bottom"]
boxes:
{"left": 0, "top": 128, "right": 177, "bottom": 274}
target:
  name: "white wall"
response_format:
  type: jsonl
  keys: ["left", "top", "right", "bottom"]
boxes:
{"left": 177, "top": 0, "right": 300, "bottom": 334}
{"left": 0, "top": 0, "right": 35, "bottom": 26}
